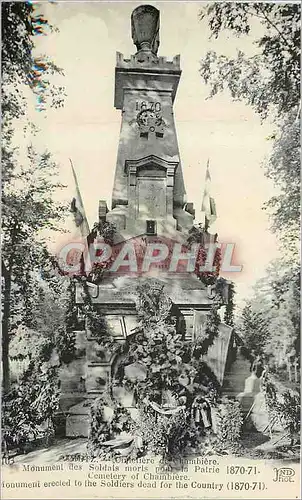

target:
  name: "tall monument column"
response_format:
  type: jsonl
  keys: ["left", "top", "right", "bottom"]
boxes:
{"left": 106, "top": 5, "right": 194, "bottom": 239}
{"left": 65, "top": 5, "right": 232, "bottom": 438}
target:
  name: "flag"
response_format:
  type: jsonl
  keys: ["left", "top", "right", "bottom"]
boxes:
{"left": 69, "top": 159, "right": 92, "bottom": 275}
{"left": 201, "top": 159, "right": 217, "bottom": 229}
{"left": 70, "top": 159, "right": 90, "bottom": 238}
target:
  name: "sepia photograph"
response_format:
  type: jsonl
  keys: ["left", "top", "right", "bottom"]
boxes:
{"left": 1, "top": 1, "right": 301, "bottom": 498}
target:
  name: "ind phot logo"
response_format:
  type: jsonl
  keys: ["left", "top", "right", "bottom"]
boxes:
{"left": 273, "top": 467, "right": 295, "bottom": 483}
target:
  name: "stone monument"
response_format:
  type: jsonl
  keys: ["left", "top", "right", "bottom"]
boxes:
{"left": 62, "top": 5, "right": 237, "bottom": 437}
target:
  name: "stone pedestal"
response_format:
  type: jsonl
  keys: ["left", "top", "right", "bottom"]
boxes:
{"left": 237, "top": 373, "right": 261, "bottom": 415}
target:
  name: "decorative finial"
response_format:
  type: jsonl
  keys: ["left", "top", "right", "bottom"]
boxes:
{"left": 131, "top": 5, "right": 160, "bottom": 55}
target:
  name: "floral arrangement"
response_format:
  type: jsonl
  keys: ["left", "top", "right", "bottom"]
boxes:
{"left": 87, "top": 392, "right": 132, "bottom": 458}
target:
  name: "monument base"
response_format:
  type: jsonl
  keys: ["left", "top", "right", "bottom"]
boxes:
{"left": 66, "top": 402, "right": 90, "bottom": 438}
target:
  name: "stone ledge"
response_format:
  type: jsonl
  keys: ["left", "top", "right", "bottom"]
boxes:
{"left": 116, "top": 52, "right": 181, "bottom": 71}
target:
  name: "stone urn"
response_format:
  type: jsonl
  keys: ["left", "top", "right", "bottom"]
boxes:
{"left": 131, "top": 5, "right": 160, "bottom": 54}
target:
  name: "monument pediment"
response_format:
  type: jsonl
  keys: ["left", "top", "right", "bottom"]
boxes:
{"left": 125, "top": 155, "right": 178, "bottom": 175}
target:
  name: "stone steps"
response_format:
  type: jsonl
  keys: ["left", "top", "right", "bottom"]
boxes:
{"left": 66, "top": 401, "right": 91, "bottom": 438}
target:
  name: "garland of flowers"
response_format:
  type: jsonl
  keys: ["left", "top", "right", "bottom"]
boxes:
{"left": 215, "top": 398, "right": 243, "bottom": 445}
{"left": 87, "top": 220, "right": 116, "bottom": 246}
{"left": 130, "top": 402, "right": 193, "bottom": 460}
{"left": 224, "top": 282, "right": 235, "bottom": 327}
{"left": 192, "top": 295, "right": 222, "bottom": 360}
{"left": 76, "top": 277, "right": 125, "bottom": 365}
{"left": 115, "top": 280, "right": 190, "bottom": 404}
{"left": 107, "top": 280, "right": 222, "bottom": 459}
{"left": 55, "top": 327, "right": 77, "bottom": 365}
{"left": 187, "top": 225, "right": 221, "bottom": 286}
{"left": 81, "top": 220, "right": 117, "bottom": 284}
{"left": 80, "top": 223, "right": 227, "bottom": 362}
{"left": 187, "top": 226, "right": 236, "bottom": 345}
{"left": 198, "top": 397, "right": 244, "bottom": 457}
{"left": 187, "top": 226, "right": 226, "bottom": 358}
{"left": 75, "top": 221, "right": 121, "bottom": 354}
{"left": 55, "top": 279, "right": 78, "bottom": 364}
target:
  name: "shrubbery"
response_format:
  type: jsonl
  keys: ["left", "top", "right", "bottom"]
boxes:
{"left": 215, "top": 398, "right": 243, "bottom": 445}
{"left": 86, "top": 280, "right": 223, "bottom": 460}
{"left": 2, "top": 363, "right": 60, "bottom": 453}
{"left": 263, "top": 375, "right": 300, "bottom": 444}
{"left": 131, "top": 404, "right": 199, "bottom": 460}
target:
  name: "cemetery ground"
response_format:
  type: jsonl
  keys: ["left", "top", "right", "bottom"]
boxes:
{"left": 5, "top": 427, "right": 300, "bottom": 466}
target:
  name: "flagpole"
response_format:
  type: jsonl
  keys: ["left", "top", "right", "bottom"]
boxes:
{"left": 69, "top": 159, "right": 92, "bottom": 275}
{"left": 200, "top": 158, "right": 216, "bottom": 230}
{"left": 69, "top": 158, "right": 90, "bottom": 237}
{"left": 205, "top": 158, "right": 210, "bottom": 231}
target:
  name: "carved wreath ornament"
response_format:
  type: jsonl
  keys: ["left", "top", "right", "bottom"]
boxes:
{"left": 134, "top": 101, "right": 165, "bottom": 138}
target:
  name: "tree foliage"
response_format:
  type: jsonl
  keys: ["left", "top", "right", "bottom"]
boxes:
{"left": 253, "top": 260, "right": 300, "bottom": 364}
{"left": 224, "top": 282, "right": 235, "bottom": 327}
{"left": 2, "top": 144, "right": 67, "bottom": 390}
{"left": 237, "top": 259, "right": 300, "bottom": 372}
{"left": 200, "top": 3, "right": 300, "bottom": 119}
{"left": 1, "top": 2, "right": 66, "bottom": 392}
{"left": 2, "top": 1, "right": 64, "bottom": 123}
{"left": 237, "top": 303, "right": 269, "bottom": 356}
{"left": 2, "top": 363, "right": 60, "bottom": 452}
{"left": 200, "top": 3, "right": 300, "bottom": 249}
{"left": 264, "top": 112, "right": 300, "bottom": 254}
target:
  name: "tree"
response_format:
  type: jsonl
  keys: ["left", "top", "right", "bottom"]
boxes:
{"left": 199, "top": 3, "right": 300, "bottom": 119}
{"left": 236, "top": 259, "right": 300, "bottom": 374}
{"left": 251, "top": 260, "right": 300, "bottom": 366}
{"left": 264, "top": 112, "right": 300, "bottom": 257}
{"left": 2, "top": 148, "right": 66, "bottom": 391}
{"left": 9, "top": 273, "right": 72, "bottom": 374}
{"left": 199, "top": 3, "right": 300, "bottom": 251}
{"left": 200, "top": 3, "right": 300, "bottom": 387}
{"left": 2, "top": 2, "right": 64, "bottom": 123}
{"left": 237, "top": 303, "right": 268, "bottom": 356}
{"left": 2, "top": 3, "right": 65, "bottom": 392}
